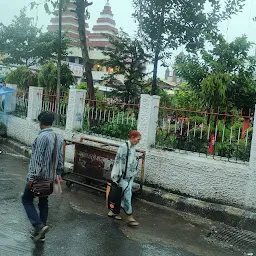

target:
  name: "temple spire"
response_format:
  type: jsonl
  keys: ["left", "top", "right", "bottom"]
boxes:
{"left": 88, "top": 0, "right": 118, "bottom": 50}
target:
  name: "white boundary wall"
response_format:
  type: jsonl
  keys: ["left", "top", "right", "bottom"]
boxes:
{"left": 6, "top": 90, "right": 256, "bottom": 210}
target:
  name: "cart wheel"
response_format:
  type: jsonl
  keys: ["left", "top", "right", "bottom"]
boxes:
{"left": 66, "top": 181, "right": 73, "bottom": 187}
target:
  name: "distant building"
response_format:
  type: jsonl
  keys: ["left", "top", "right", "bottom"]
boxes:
{"left": 88, "top": 1, "right": 118, "bottom": 51}
{"left": 47, "top": 0, "right": 123, "bottom": 91}
{"left": 48, "top": 2, "right": 90, "bottom": 48}
{"left": 159, "top": 68, "right": 184, "bottom": 95}
{"left": 164, "top": 68, "right": 184, "bottom": 86}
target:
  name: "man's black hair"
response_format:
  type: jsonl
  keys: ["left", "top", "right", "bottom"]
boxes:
{"left": 38, "top": 111, "right": 55, "bottom": 126}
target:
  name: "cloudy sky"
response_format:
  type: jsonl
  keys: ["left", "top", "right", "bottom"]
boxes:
{"left": 1, "top": 0, "right": 256, "bottom": 78}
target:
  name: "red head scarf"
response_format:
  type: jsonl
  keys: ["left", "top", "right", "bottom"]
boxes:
{"left": 129, "top": 130, "right": 141, "bottom": 138}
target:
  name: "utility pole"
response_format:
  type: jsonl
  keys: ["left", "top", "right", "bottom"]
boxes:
{"left": 56, "top": 0, "right": 63, "bottom": 122}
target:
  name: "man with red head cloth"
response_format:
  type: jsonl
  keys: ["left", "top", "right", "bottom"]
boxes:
{"left": 108, "top": 130, "right": 141, "bottom": 226}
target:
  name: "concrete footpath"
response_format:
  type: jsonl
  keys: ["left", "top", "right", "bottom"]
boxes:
{"left": 2, "top": 137, "right": 256, "bottom": 234}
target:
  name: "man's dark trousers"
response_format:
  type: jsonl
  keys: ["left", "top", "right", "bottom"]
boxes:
{"left": 22, "top": 186, "right": 48, "bottom": 227}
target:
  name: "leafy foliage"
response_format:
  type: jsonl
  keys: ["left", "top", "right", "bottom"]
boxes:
{"left": 155, "top": 116, "right": 252, "bottom": 162}
{"left": 34, "top": 31, "right": 71, "bottom": 65}
{"left": 38, "top": 62, "right": 74, "bottom": 94}
{"left": 201, "top": 73, "right": 230, "bottom": 109}
{"left": 0, "top": 8, "right": 39, "bottom": 66}
{"left": 0, "top": 9, "right": 70, "bottom": 66}
{"left": 155, "top": 89, "right": 172, "bottom": 107}
{"left": 5, "top": 66, "right": 38, "bottom": 92}
{"left": 38, "top": 0, "right": 95, "bottom": 100}
{"left": 83, "top": 111, "right": 137, "bottom": 140}
{"left": 172, "top": 84, "right": 203, "bottom": 110}
{"left": 133, "top": 0, "right": 246, "bottom": 94}
{"left": 175, "top": 35, "right": 256, "bottom": 112}
{"left": 102, "top": 31, "right": 149, "bottom": 102}
{"left": 76, "top": 82, "right": 87, "bottom": 90}
{"left": 77, "top": 82, "right": 106, "bottom": 104}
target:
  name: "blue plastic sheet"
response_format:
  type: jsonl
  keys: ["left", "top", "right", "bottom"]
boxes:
{"left": 0, "top": 84, "right": 16, "bottom": 95}
{"left": 0, "top": 84, "right": 16, "bottom": 125}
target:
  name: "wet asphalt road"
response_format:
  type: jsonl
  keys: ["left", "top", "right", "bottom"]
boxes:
{"left": 0, "top": 146, "right": 243, "bottom": 256}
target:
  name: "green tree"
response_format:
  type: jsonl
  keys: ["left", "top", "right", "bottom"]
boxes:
{"left": 38, "top": 62, "right": 74, "bottom": 94}
{"left": 0, "top": 8, "right": 70, "bottom": 66}
{"left": 133, "top": 0, "right": 246, "bottom": 95}
{"left": 201, "top": 72, "right": 230, "bottom": 110}
{"left": 5, "top": 66, "right": 38, "bottom": 94}
{"left": 102, "top": 31, "right": 149, "bottom": 102}
{"left": 74, "top": 0, "right": 94, "bottom": 103}
{"left": 172, "top": 84, "right": 203, "bottom": 110}
{"left": 34, "top": 31, "right": 71, "bottom": 65}
{"left": 0, "top": 8, "right": 40, "bottom": 66}
{"left": 175, "top": 35, "right": 256, "bottom": 112}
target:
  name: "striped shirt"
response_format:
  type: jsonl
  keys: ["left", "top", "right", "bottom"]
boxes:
{"left": 27, "top": 128, "right": 64, "bottom": 181}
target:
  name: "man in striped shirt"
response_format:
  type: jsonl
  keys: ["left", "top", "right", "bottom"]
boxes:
{"left": 22, "top": 111, "right": 64, "bottom": 242}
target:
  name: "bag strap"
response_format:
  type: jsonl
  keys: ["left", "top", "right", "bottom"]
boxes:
{"left": 52, "top": 134, "right": 58, "bottom": 181}
{"left": 117, "top": 142, "right": 129, "bottom": 183}
{"left": 123, "top": 142, "right": 129, "bottom": 179}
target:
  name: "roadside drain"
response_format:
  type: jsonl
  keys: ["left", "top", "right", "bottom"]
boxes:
{"left": 206, "top": 224, "right": 256, "bottom": 254}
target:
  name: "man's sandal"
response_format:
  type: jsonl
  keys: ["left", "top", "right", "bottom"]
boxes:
{"left": 127, "top": 220, "right": 139, "bottom": 227}
{"left": 108, "top": 212, "right": 122, "bottom": 220}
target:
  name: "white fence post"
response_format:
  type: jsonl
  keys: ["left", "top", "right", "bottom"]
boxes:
{"left": 137, "top": 94, "right": 160, "bottom": 151}
{"left": 27, "top": 87, "right": 43, "bottom": 120}
{"left": 65, "top": 89, "right": 87, "bottom": 131}
{"left": 245, "top": 108, "right": 256, "bottom": 209}
{"left": 5, "top": 84, "right": 17, "bottom": 113}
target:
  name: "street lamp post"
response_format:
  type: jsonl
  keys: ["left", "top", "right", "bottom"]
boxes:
{"left": 56, "top": 0, "right": 63, "bottom": 123}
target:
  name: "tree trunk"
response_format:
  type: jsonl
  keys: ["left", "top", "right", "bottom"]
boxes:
{"left": 151, "top": 3, "right": 165, "bottom": 96}
{"left": 75, "top": 0, "right": 94, "bottom": 106}
{"left": 152, "top": 49, "right": 160, "bottom": 95}
{"left": 56, "top": 0, "right": 63, "bottom": 125}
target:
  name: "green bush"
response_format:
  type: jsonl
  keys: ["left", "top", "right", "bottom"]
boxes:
{"left": 6, "top": 66, "right": 38, "bottom": 92}
{"left": 77, "top": 82, "right": 87, "bottom": 90}
{"left": 189, "top": 116, "right": 205, "bottom": 125}
{"left": 155, "top": 118, "right": 253, "bottom": 162}
{"left": 155, "top": 131, "right": 178, "bottom": 149}
{"left": 186, "top": 129, "right": 208, "bottom": 153}
{"left": 91, "top": 122, "right": 136, "bottom": 140}
{"left": 215, "top": 141, "right": 235, "bottom": 158}
{"left": 156, "top": 124, "right": 209, "bottom": 153}
{"left": 234, "top": 139, "right": 251, "bottom": 162}
{"left": 38, "top": 62, "right": 74, "bottom": 94}
{"left": 83, "top": 111, "right": 137, "bottom": 140}
{"left": 234, "top": 128, "right": 253, "bottom": 162}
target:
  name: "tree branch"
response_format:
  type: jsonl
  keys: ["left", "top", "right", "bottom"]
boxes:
{"left": 85, "top": 1, "right": 93, "bottom": 8}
